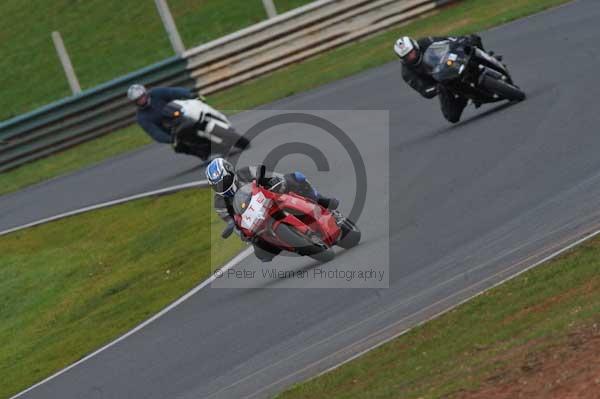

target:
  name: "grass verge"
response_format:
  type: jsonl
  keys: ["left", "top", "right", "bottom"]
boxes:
{"left": 0, "top": 188, "right": 244, "bottom": 399}
{"left": 0, "top": 0, "right": 312, "bottom": 121}
{"left": 0, "top": 0, "right": 573, "bottom": 196}
{"left": 277, "top": 235, "right": 600, "bottom": 399}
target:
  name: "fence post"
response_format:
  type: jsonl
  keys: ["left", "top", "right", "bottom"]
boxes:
{"left": 262, "top": 0, "right": 278, "bottom": 18}
{"left": 154, "top": 0, "right": 186, "bottom": 55}
{"left": 51, "top": 31, "right": 81, "bottom": 95}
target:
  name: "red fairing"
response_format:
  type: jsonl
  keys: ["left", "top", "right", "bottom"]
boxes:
{"left": 235, "top": 181, "right": 341, "bottom": 252}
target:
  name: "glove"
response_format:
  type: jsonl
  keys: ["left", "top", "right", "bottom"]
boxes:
{"left": 467, "top": 34, "right": 484, "bottom": 50}
{"left": 469, "top": 34, "right": 482, "bottom": 42}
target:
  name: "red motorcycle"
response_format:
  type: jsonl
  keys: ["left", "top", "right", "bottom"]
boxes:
{"left": 224, "top": 168, "right": 361, "bottom": 262}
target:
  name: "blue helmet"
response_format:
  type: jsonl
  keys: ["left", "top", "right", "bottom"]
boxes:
{"left": 206, "top": 157, "right": 237, "bottom": 197}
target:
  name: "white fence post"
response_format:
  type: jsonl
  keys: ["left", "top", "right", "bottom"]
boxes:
{"left": 51, "top": 31, "right": 81, "bottom": 95}
{"left": 154, "top": 0, "right": 186, "bottom": 55}
{"left": 262, "top": 0, "right": 278, "bottom": 18}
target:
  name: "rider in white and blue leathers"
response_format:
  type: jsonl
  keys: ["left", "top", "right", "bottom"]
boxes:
{"left": 206, "top": 157, "right": 338, "bottom": 262}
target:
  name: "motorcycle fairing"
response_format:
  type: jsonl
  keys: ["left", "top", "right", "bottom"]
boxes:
{"left": 235, "top": 182, "right": 342, "bottom": 251}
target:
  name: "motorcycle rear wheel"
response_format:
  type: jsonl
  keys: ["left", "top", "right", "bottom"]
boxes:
{"left": 211, "top": 125, "right": 250, "bottom": 151}
{"left": 337, "top": 218, "right": 361, "bottom": 249}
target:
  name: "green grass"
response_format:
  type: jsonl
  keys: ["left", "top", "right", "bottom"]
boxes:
{"left": 277, "top": 236, "right": 600, "bottom": 399}
{"left": 0, "top": 188, "right": 244, "bottom": 399}
{"left": 0, "top": 0, "right": 313, "bottom": 122}
{"left": 0, "top": 0, "right": 573, "bottom": 196}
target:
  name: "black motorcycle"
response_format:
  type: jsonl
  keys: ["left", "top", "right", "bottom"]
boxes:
{"left": 422, "top": 39, "right": 525, "bottom": 103}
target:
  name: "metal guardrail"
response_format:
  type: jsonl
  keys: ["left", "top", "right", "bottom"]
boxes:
{"left": 0, "top": 0, "right": 455, "bottom": 172}
{"left": 186, "top": 0, "right": 455, "bottom": 94}
{"left": 0, "top": 57, "right": 194, "bottom": 172}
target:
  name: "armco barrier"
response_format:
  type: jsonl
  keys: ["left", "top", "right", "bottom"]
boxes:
{"left": 0, "top": 57, "right": 194, "bottom": 172}
{"left": 186, "top": 0, "right": 455, "bottom": 94}
{"left": 0, "top": 0, "right": 456, "bottom": 172}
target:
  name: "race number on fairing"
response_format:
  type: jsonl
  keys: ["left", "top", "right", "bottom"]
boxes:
{"left": 241, "top": 192, "right": 270, "bottom": 231}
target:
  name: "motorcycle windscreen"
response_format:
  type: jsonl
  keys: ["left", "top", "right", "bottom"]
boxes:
{"left": 423, "top": 41, "right": 464, "bottom": 82}
{"left": 233, "top": 184, "right": 253, "bottom": 215}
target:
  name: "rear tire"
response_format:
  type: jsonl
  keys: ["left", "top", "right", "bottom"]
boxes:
{"left": 337, "top": 218, "right": 361, "bottom": 249}
{"left": 481, "top": 75, "right": 526, "bottom": 102}
{"left": 234, "top": 134, "right": 250, "bottom": 150}
{"left": 212, "top": 125, "right": 250, "bottom": 150}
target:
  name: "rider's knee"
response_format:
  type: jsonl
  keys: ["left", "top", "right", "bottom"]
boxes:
{"left": 292, "top": 171, "right": 306, "bottom": 183}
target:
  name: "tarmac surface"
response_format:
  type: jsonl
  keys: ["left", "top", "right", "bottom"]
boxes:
{"left": 7, "top": 1, "right": 600, "bottom": 397}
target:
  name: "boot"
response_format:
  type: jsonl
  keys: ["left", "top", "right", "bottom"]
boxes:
{"left": 317, "top": 196, "right": 339, "bottom": 210}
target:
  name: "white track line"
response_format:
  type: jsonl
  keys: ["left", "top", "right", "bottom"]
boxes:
{"left": 0, "top": 180, "right": 209, "bottom": 237}
{"left": 9, "top": 247, "right": 254, "bottom": 399}
{"left": 232, "top": 229, "right": 600, "bottom": 399}
{"left": 313, "top": 228, "right": 600, "bottom": 379}
{"left": 9, "top": 204, "right": 600, "bottom": 398}
{"left": 199, "top": 228, "right": 600, "bottom": 399}
{"left": 6, "top": 178, "right": 255, "bottom": 399}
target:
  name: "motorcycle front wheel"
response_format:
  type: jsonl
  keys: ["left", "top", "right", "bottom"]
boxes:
{"left": 480, "top": 75, "right": 526, "bottom": 102}
{"left": 274, "top": 223, "right": 335, "bottom": 263}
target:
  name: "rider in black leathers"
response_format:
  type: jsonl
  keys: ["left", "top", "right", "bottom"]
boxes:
{"left": 394, "top": 34, "right": 488, "bottom": 123}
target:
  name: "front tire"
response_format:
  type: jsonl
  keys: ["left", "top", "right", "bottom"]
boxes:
{"left": 274, "top": 224, "right": 335, "bottom": 263}
{"left": 481, "top": 75, "right": 526, "bottom": 102}
{"left": 309, "top": 248, "right": 335, "bottom": 263}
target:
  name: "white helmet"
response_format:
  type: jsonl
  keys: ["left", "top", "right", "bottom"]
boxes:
{"left": 394, "top": 36, "right": 422, "bottom": 66}
{"left": 127, "top": 84, "right": 149, "bottom": 106}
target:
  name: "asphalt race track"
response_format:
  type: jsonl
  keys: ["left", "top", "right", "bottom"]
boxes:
{"left": 6, "top": 1, "right": 600, "bottom": 397}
